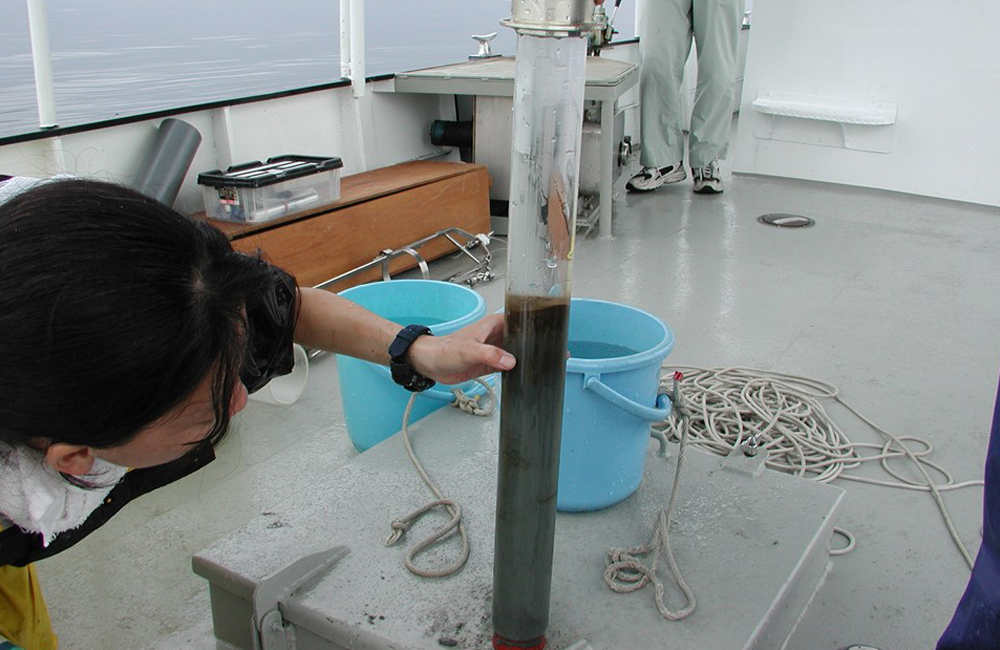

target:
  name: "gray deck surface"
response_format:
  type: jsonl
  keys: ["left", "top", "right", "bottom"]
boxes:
{"left": 35, "top": 158, "right": 1000, "bottom": 650}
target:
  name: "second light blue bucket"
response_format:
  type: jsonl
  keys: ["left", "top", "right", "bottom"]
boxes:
{"left": 557, "top": 298, "right": 675, "bottom": 512}
{"left": 336, "top": 279, "right": 489, "bottom": 451}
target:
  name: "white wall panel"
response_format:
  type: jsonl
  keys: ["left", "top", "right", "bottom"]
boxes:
{"left": 733, "top": 0, "right": 1000, "bottom": 207}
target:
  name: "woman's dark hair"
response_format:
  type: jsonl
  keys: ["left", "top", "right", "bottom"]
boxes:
{"left": 0, "top": 178, "right": 285, "bottom": 452}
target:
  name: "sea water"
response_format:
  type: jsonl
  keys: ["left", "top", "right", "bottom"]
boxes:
{"left": 0, "top": 0, "right": 636, "bottom": 138}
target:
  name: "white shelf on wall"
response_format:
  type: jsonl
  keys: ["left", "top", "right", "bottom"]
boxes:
{"left": 750, "top": 91, "right": 897, "bottom": 153}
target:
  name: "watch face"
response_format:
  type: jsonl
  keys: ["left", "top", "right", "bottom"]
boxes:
{"left": 390, "top": 359, "right": 435, "bottom": 392}
{"left": 409, "top": 374, "right": 435, "bottom": 392}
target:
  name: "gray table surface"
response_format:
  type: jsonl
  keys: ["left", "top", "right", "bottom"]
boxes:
{"left": 195, "top": 400, "right": 844, "bottom": 650}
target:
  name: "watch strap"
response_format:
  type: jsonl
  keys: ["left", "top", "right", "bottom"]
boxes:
{"left": 388, "top": 324, "right": 435, "bottom": 392}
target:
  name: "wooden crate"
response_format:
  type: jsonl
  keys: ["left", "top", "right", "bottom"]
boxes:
{"left": 195, "top": 160, "right": 491, "bottom": 290}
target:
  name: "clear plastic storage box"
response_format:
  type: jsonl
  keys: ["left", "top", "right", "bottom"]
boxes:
{"left": 198, "top": 155, "right": 343, "bottom": 223}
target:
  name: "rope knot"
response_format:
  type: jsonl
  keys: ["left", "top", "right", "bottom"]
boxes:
{"left": 385, "top": 520, "right": 409, "bottom": 546}
{"left": 450, "top": 378, "right": 497, "bottom": 416}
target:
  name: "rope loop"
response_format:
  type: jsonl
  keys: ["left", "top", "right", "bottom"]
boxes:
{"left": 604, "top": 375, "right": 696, "bottom": 621}
{"left": 385, "top": 376, "right": 496, "bottom": 578}
{"left": 385, "top": 498, "right": 469, "bottom": 577}
{"left": 829, "top": 527, "right": 856, "bottom": 556}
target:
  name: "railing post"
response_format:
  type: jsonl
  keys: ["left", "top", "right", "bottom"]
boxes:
{"left": 339, "top": 0, "right": 351, "bottom": 79}
{"left": 26, "top": 0, "right": 57, "bottom": 129}
{"left": 349, "top": 0, "right": 366, "bottom": 97}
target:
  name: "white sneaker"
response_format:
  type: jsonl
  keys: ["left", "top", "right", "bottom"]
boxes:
{"left": 692, "top": 160, "right": 723, "bottom": 194}
{"left": 625, "top": 162, "right": 686, "bottom": 192}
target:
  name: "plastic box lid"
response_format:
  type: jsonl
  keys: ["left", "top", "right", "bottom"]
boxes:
{"left": 198, "top": 155, "right": 344, "bottom": 188}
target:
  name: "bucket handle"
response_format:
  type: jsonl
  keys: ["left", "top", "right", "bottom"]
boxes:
{"left": 372, "top": 366, "right": 497, "bottom": 403}
{"left": 584, "top": 375, "right": 672, "bottom": 422}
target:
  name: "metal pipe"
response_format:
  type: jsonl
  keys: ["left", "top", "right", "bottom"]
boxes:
{"left": 132, "top": 118, "right": 202, "bottom": 207}
{"left": 26, "top": 0, "right": 57, "bottom": 129}
{"left": 492, "top": 2, "right": 592, "bottom": 648}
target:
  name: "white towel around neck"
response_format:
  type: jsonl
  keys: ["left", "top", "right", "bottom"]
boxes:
{"left": 0, "top": 442, "right": 127, "bottom": 546}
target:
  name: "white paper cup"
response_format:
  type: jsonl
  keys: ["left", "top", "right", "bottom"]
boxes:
{"left": 249, "top": 343, "right": 309, "bottom": 405}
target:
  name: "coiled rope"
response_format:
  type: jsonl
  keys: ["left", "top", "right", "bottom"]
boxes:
{"left": 653, "top": 366, "right": 984, "bottom": 569}
{"left": 604, "top": 372, "right": 697, "bottom": 620}
{"left": 385, "top": 379, "right": 496, "bottom": 577}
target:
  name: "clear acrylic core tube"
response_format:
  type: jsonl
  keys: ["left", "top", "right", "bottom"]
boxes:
{"left": 492, "top": 33, "right": 587, "bottom": 650}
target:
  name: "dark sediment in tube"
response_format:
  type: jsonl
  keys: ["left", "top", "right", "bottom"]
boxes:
{"left": 493, "top": 294, "right": 571, "bottom": 647}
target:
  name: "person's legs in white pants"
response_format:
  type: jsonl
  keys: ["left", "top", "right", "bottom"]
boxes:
{"left": 637, "top": 0, "right": 692, "bottom": 171}
{"left": 631, "top": 0, "right": 742, "bottom": 193}
{"left": 688, "top": 0, "right": 743, "bottom": 169}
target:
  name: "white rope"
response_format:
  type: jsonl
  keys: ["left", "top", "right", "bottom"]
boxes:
{"left": 450, "top": 384, "right": 494, "bottom": 416}
{"left": 653, "top": 366, "right": 984, "bottom": 569}
{"left": 829, "top": 527, "right": 856, "bottom": 556}
{"left": 604, "top": 372, "right": 696, "bottom": 620}
{"left": 385, "top": 378, "right": 496, "bottom": 577}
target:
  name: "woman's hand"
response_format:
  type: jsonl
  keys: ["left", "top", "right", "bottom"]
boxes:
{"left": 406, "top": 313, "right": 515, "bottom": 385}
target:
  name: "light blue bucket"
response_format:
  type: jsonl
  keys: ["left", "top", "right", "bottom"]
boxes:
{"left": 336, "top": 280, "right": 490, "bottom": 451}
{"left": 557, "top": 298, "right": 675, "bottom": 512}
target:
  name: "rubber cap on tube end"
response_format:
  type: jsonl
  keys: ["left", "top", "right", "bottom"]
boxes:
{"left": 493, "top": 634, "right": 546, "bottom": 650}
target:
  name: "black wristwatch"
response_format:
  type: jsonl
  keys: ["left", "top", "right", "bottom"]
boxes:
{"left": 388, "top": 324, "right": 436, "bottom": 392}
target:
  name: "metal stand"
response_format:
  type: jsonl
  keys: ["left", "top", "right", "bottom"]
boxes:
{"left": 391, "top": 56, "right": 637, "bottom": 239}
{"left": 312, "top": 227, "right": 495, "bottom": 292}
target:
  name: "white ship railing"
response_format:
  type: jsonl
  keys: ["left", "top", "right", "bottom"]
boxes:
{"left": 26, "top": 0, "right": 57, "bottom": 130}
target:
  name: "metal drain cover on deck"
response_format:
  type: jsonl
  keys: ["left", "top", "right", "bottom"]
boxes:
{"left": 758, "top": 213, "right": 815, "bottom": 228}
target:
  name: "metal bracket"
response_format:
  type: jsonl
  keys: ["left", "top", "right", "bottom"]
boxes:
{"left": 721, "top": 444, "right": 768, "bottom": 478}
{"left": 251, "top": 546, "right": 350, "bottom": 650}
{"left": 441, "top": 231, "right": 495, "bottom": 286}
{"left": 380, "top": 246, "right": 429, "bottom": 281}
{"left": 576, "top": 195, "right": 599, "bottom": 238}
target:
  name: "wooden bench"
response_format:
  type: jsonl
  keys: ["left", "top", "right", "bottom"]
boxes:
{"left": 194, "top": 160, "right": 491, "bottom": 290}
